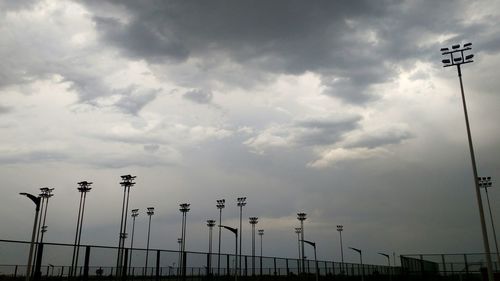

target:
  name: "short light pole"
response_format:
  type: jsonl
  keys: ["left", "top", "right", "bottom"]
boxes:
{"left": 258, "top": 229, "right": 264, "bottom": 276}
{"left": 116, "top": 175, "right": 136, "bottom": 276}
{"left": 378, "top": 252, "right": 391, "bottom": 279}
{"left": 441, "top": 43, "right": 494, "bottom": 281}
{"left": 294, "top": 228, "right": 302, "bottom": 273}
{"left": 297, "top": 213, "right": 307, "bottom": 274}
{"left": 349, "top": 247, "right": 363, "bottom": 281}
{"left": 237, "top": 197, "right": 246, "bottom": 275}
{"left": 179, "top": 203, "right": 190, "bottom": 280}
{"left": 249, "top": 217, "right": 258, "bottom": 276}
{"left": 337, "top": 225, "right": 344, "bottom": 274}
{"left": 301, "top": 239, "right": 319, "bottom": 281}
{"left": 478, "top": 177, "right": 500, "bottom": 264}
{"left": 71, "top": 181, "right": 92, "bottom": 277}
{"left": 145, "top": 207, "right": 154, "bottom": 273}
{"left": 128, "top": 209, "right": 139, "bottom": 274}
{"left": 216, "top": 199, "right": 225, "bottom": 275}
{"left": 207, "top": 219, "right": 216, "bottom": 276}
{"left": 19, "top": 192, "right": 41, "bottom": 281}
{"left": 220, "top": 225, "right": 238, "bottom": 281}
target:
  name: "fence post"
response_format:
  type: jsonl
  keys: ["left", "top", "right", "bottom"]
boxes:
{"left": 286, "top": 258, "right": 289, "bottom": 275}
{"left": 226, "top": 254, "right": 230, "bottom": 276}
{"left": 260, "top": 256, "right": 263, "bottom": 276}
{"left": 14, "top": 265, "right": 18, "bottom": 277}
{"left": 245, "top": 255, "right": 248, "bottom": 276}
{"left": 83, "top": 246, "right": 91, "bottom": 281}
{"left": 206, "top": 253, "right": 210, "bottom": 276}
{"left": 464, "top": 254, "right": 469, "bottom": 277}
{"left": 156, "top": 250, "right": 160, "bottom": 281}
{"left": 274, "top": 257, "right": 277, "bottom": 275}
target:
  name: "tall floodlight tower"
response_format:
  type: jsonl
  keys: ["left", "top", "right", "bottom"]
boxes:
{"left": 116, "top": 175, "right": 136, "bottom": 275}
{"left": 249, "top": 217, "right": 258, "bottom": 276}
{"left": 179, "top": 203, "right": 190, "bottom": 280}
{"left": 294, "top": 227, "right": 302, "bottom": 273}
{"left": 71, "top": 181, "right": 92, "bottom": 277}
{"left": 337, "top": 225, "right": 344, "bottom": 273}
{"left": 297, "top": 213, "right": 307, "bottom": 274}
{"left": 236, "top": 197, "right": 246, "bottom": 274}
{"left": 216, "top": 199, "right": 225, "bottom": 275}
{"left": 145, "top": 207, "right": 155, "bottom": 271}
{"left": 207, "top": 219, "right": 216, "bottom": 275}
{"left": 128, "top": 209, "right": 139, "bottom": 274}
{"left": 440, "top": 43, "right": 493, "bottom": 281}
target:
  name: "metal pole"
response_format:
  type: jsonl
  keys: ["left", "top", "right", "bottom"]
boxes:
{"left": 145, "top": 214, "right": 152, "bottom": 270}
{"left": 339, "top": 229, "right": 344, "bottom": 273}
{"left": 218, "top": 207, "right": 222, "bottom": 275}
{"left": 26, "top": 206, "right": 40, "bottom": 281}
{"left": 456, "top": 64, "right": 494, "bottom": 281}
{"left": 71, "top": 192, "right": 83, "bottom": 276}
{"left": 484, "top": 183, "right": 500, "bottom": 264}
{"left": 116, "top": 187, "right": 127, "bottom": 273}
{"left": 74, "top": 191, "right": 88, "bottom": 276}
{"left": 313, "top": 245, "right": 318, "bottom": 281}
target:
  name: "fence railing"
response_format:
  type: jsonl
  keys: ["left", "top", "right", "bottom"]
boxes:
{"left": 0, "top": 239, "right": 396, "bottom": 280}
{"left": 401, "top": 253, "right": 500, "bottom": 279}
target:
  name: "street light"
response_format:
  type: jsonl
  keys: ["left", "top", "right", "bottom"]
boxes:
{"left": 216, "top": 199, "right": 225, "bottom": 275}
{"left": 236, "top": 197, "right": 246, "bottom": 275}
{"left": 207, "top": 219, "right": 216, "bottom": 276}
{"left": 220, "top": 225, "right": 238, "bottom": 281}
{"left": 128, "top": 209, "right": 139, "bottom": 274}
{"left": 116, "top": 175, "right": 136, "bottom": 276}
{"left": 349, "top": 247, "right": 363, "bottom": 281}
{"left": 249, "top": 217, "right": 258, "bottom": 276}
{"left": 294, "top": 228, "right": 302, "bottom": 273}
{"left": 145, "top": 207, "right": 154, "bottom": 273}
{"left": 378, "top": 252, "right": 391, "bottom": 279}
{"left": 71, "top": 181, "right": 92, "bottom": 277}
{"left": 179, "top": 203, "right": 190, "bottom": 280}
{"left": 336, "top": 225, "right": 344, "bottom": 274}
{"left": 258, "top": 229, "right": 264, "bottom": 276}
{"left": 478, "top": 177, "right": 500, "bottom": 264}
{"left": 441, "top": 43, "right": 494, "bottom": 281}
{"left": 301, "top": 239, "right": 319, "bottom": 281}
{"left": 297, "top": 212, "right": 307, "bottom": 274}
{"left": 19, "top": 192, "right": 41, "bottom": 281}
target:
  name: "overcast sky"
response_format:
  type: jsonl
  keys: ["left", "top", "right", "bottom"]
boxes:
{"left": 1, "top": 0, "right": 500, "bottom": 266}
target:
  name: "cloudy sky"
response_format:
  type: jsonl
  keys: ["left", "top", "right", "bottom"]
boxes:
{"left": 1, "top": 0, "right": 500, "bottom": 266}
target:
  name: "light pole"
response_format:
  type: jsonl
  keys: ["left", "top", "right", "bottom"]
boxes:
{"left": 336, "top": 225, "right": 344, "bottom": 274}
{"left": 349, "top": 247, "right": 363, "bottom": 281}
{"left": 71, "top": 181, "right": 92, "bottom": 277}
{"left": 145, "top": 207, "right": 154, "bottom": 274}
{"left": 38, "top": 188, "right": 54, "bottom": 244}
{"left": 19, "top": 192, "right": 41, "bottom": 281}
{"left": 378, "top": 252, "right": 391, "bottom": 279}
{"left": 478, "top": 177, "right": 500, "bottom": 264}
{"left": 294, "top": 228, "right": 302, "bottom": 274}
{"left": 179, "top": 203, "right": 190, "bottom": 280}
{"left": 216, "top": 199, "right": 225, "bottom": 275}
{"left": 207, "top": 219, "right": 216, "bottom": 276}
{"left": 116, "top": 175, "right": 136, "bottom": 276}
{"left": 258, "top": 229, "right": 263, "bottom": 276}
{"left": 177, "top": 238, "right": 182, "bottom": 276}
{"left": 249, "top": 217, "right": 258, "bottom": 276}
{"left": 34, "top": 187, "right": 54, "bottom": 278}
{"left": 236, "top": 197, "right": 246, "bottom": 275}
{"left": 128, "top": 209, "right": 139, "bottom": 275}
{"left": 297, "top": 213, "right": 307, "bottom": 274}
{"left": 301, "top": 239, "right": 319, "bottom": 281}
{"left": 220, "top": 225, "right": 238, "bottom": 281}
{"left": 441, "top": 43, "right": 494, "bottom": 281}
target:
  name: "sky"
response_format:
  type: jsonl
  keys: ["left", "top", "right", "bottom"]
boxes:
{"left": 1, "top": 0, "right": 500, "bottom": 266}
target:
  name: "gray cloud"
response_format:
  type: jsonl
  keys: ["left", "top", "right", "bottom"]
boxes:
{"left": 346, "top": 127, "right": 414, "bottom": 149}
{"left": 80, "top": 0, "right": 495, "bottom": 105}
{"left": 183, "top": 89, "right": 213, "bottom": 104}
{"left": 0, "top": 104, "right": 12, "bottom": 114}
{"left": 113, "top": 86, "right": 159, "bottom": 115}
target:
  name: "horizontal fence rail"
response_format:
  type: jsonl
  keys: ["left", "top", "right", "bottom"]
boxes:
{"left": 0, "top": 239, "right": 399, "bottom": 280}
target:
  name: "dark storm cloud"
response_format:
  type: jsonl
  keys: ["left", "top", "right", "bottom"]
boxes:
{"left": 81, "top": 0, "right": 482, "bottom": 104}
{"left": 183, "top": 89, "right": 213, "bottom": 104}
{"left": 0, "top": 150, "right": 69, "bottom": 164}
